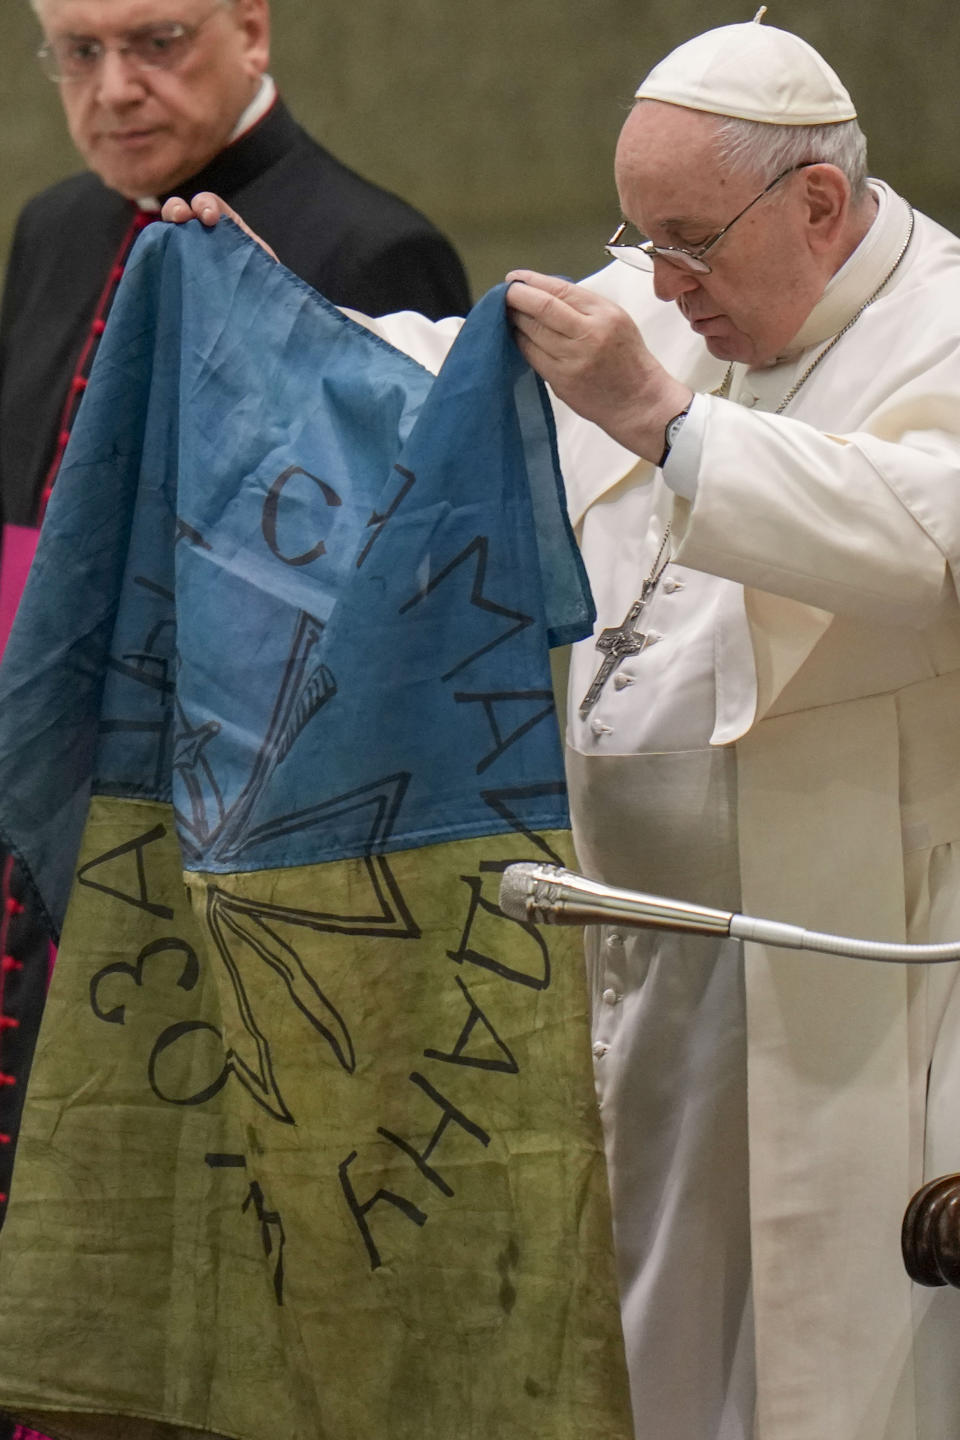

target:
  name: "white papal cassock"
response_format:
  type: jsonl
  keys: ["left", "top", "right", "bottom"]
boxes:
{"left": 358, "top": 178, "right": 960, "bottom": 1440}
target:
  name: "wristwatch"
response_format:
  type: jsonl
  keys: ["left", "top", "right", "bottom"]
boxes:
{"left": 658, "top": 405, "right": 691, "bottom": 469}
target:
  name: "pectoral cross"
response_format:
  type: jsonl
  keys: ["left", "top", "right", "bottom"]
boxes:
{"left": 578, "top": 577, "right": 657, "bottom": 719}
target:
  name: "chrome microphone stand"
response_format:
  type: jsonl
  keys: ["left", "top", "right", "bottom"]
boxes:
{"left": 499, "top": 861, "right": 960, "bottom": 963}
{"left": 499, "top": 860, "right": 960, "bottom": 1289}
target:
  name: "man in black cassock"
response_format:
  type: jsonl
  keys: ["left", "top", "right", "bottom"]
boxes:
{"left": 0, "top": 0, "right": 470, "bottom": 1242}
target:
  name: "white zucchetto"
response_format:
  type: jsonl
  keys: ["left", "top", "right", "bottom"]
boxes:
{"left": 634, "top": 20, "right": 857, "bottom": 126}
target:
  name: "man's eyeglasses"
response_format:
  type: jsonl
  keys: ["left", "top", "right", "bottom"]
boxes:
{"left": 606, "top": 162, "right": 819, "bottom": 275}
{"left": 37, "top": 4, "right": 224, "bottom": 83}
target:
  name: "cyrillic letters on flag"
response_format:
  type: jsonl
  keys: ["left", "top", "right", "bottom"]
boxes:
{"left": 0, "top": 221, "right": 631, "bottom": 1440}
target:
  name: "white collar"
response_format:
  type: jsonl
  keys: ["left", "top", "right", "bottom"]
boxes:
{"left": 780, "top": 180, "right": 914, "bottom": 358}
{"left": 228, "top": 73, "right": 276, "bottom": 143}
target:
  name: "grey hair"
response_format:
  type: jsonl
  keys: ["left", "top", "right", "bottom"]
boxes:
{"left": 713, "top": 115, "right": 869, "bottom": 204}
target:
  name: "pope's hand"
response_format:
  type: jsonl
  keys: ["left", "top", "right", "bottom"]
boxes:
{"left": 504, "top": 270, "right": 691, "bottom": 464}
{"left": 160, "top": 193, "right": 278, "bottom": 262}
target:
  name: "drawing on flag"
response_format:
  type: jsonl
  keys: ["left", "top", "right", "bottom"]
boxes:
{"left": 0, "top": 221, "right": 631, "bottom": 1440}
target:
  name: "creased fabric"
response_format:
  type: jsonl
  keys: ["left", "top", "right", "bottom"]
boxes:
{"left": 0, "top": 220, "right": 629, "bottom": 1440}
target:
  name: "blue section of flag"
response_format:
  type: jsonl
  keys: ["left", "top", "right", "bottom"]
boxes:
{"left": 0, "top": 220, "right": 593, "bottom": 931}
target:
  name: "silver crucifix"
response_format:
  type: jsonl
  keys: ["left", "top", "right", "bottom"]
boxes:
{"left": 578, "top": 577, "right": 658, "bottom": 719}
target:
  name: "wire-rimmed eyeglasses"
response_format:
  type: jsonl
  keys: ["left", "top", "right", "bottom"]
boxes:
{"left": 37, "top": 3, "right": 225, "bottom": 83}
{"left": 605, "top": 162, "right": 819, "bottom": 275}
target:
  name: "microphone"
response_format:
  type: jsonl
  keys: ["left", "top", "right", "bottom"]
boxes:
{"left": 499, "top": 862, "right": 960, "bottom": 964}
{"left": 498, "top": 861, "right": 733, "bottom": 936}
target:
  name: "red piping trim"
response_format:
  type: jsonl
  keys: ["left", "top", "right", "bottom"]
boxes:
{"left": 0, "top": 856, "right": 14, "bottom": 1046}
{"left": 39, "top": 209, "right": 156, "bottom": 522}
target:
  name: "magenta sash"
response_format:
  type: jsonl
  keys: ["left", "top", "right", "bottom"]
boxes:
{"left": 0, "top": 525, "right": 40, "bottom": 661}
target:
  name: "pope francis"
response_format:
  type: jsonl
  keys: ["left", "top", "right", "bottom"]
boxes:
{"left": 165, "top": 15, "right": 960, "bottom": 1440}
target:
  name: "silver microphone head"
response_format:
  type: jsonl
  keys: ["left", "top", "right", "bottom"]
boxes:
{"left": 498, "top": 861, "right": 566, "bottom": 921}
{"left": 499, "top": 862, "right": 735, "bottom": 934}
{"left": 501, "top": 867, "right": 960, "bottom": 963}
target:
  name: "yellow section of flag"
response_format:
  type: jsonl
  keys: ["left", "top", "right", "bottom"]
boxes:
{"left": 0, "top": 795, "right": 631, "bottom": 1440}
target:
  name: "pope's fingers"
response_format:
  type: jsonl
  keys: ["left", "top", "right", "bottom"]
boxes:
{"left": 512, "top": 330, "right": 552, "bottom": 372}
{"left": 508, "top": 307, "right": 575, "bottom": 362}
{"left": 505, "top": 269, "right": 602, "bottom": 313}
{"left": 505, "top": 281, "right": 590, "bottom": 343}
{"left": 505, "top": 268, "right": 573, "bottom": 296}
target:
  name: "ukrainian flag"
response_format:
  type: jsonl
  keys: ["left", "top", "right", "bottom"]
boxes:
{"left": 0, "top": 222, "right": 631, "bottom": 1440}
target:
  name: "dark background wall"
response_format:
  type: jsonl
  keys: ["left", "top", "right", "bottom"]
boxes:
{"left": 3, "top": 0, "right": 959, "bottom": 299}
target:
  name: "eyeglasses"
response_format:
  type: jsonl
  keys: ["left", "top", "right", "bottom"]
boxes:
{"left": 606, "top": 162, "right": 818, "bottom": 275}
{"left": 37, "top": 3, "right": 225, "bottom": 83}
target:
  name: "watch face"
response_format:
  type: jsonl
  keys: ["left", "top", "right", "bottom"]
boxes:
{"left": 666, "top": 409, "right": 689, "bottom": 446}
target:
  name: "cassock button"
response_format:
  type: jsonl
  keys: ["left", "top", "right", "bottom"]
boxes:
{"left": 592, "top": 1041, "right": 609, "bottom": 1059}
{"left": 92, "top": 318, "right": 107, "bottom": 335}
{"left": 590, "top": 718, "right": 613, "bottom": 737}
{"left": 613, "top": 673, "right": 633, "bottom": 691}
{"left": 606, "top": 932, "right": 623, "bottom": 948}
{"left": 71, "top": 376, "right": 88, "bottom": 393}
{"left": 601, "top": 988, "right": 620, "bottom": 1006}
{"left": 644, "top": 630, "right": 662, "bottom": 646}
{"left": 662, "top": 577, "right": 685, "bottom": 593}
